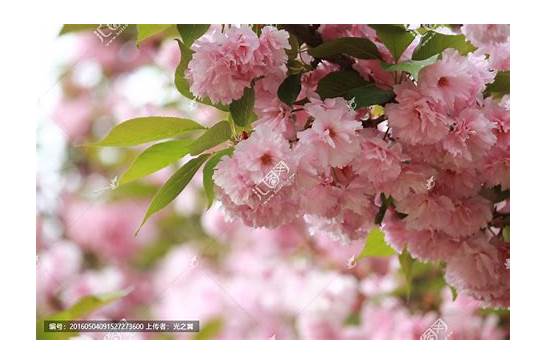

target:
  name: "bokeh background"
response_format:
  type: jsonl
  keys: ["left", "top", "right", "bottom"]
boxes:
{"left": 36, "top": 25, "right": 509, "bottom": 339}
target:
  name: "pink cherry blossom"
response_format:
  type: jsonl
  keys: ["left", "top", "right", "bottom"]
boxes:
{"left": 441, "top": 107, "right": 497, "bottom": 167}
{"left": 297, "top": 98, "right": 362, "bottom": 169}
{"left": 63, "top": 199, "right": 156, "bottom": 262}
{"left": 186, "top": 25, "right": 261, "bottom": 104}
{"left": 353, "top": 128, "right": 405, "bottom": 185}
{"left": 187, "top": 25, "right": 289, "bottom": 105}
{"left": 382, "top": 211, "right": 459, "bottom": 262}
{"left": 254, "top": 26, "right": 290, "bottom": 70}
{"left": 462, "top": 24, "right": 510, "bottom": 47}
{"left": 445, "top": 233, "right": 509, "bottom": 308}
{"left": 385, "top": 81, "right": 450, "bottom": 145}
{"left": 418, "top": 49, "right": 494, "bottom": 111}
{"left": 353, "top": 59, "right": 395, "bottom": 89}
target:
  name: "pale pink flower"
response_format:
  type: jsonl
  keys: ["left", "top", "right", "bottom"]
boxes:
{"left": 487, "top": 42, "right": 510, "bottom": 71}
{"left": 353, "top": 129, "right": 405, "bottom": 185}
{"left": 396, "top": 192, "right": 456, "bottom": 232}
{"left": 152, "top": 246, "right": 227, "bottom": 338}
{"left": 253, "top": 67, "right": 295, "bottom": 137}
{"left": 63, "top": 199, "right": 156, "bottom": 262}
{"left": 76, "top": 33, "right": 155, "bottom": 75}
{"left": 296, "top": 272, "right": 359, "bottom": 339}
{"left": 313, "top": 232, "right": 363, "bottom": 267}
{"left": 186, "top": 25, "right": 289, "bottom": 105}
{"left": 379, "top": 163, "right": 437, "bottom": 201}
{"left": 353, "top": 59, "right": 394, "bottom": 89}
{"left": 440, "top": 289, "right": 506, "bottom": 339}
{"left": 386, "top": 81, "right": 450, "bottom": 145}
{"left": 304, "top": 192, "right": 376, "bottom": 244}
{"left": 254, "top": 26, "right": 290, "bottom": 70}
{"left": 481, "top": 143, "right": 510, "bottom": 190}
{"left": 481, "top": 97, "right": 509, "bottom": 189}
{"left": 52, "top": 95, "right": 95, "bottom": 142}
{"left": 154, "top": 40, "right": 181, "bottom": 71}
{"left": 186, "top": 25, "right": 261, "bottom": 104}
{"left": 434, "top": 168, "right": 483, "bottom": 199}
{"left": 297, "top": 175, "right": 343, "bottom": 218}
{"left": 418, "top": 49, "right": 494, "bottom": 110}
{"left": 217, "top": 187, "right": 301, "bottom": 228}
{"left": 201, "top": 203, "right": 241, "bottom": 243}
{"left": 297, "top": 98, "right": 362, "bottom": 169}
{"left": 343, "top": 300, "right": 435, "bottom": 339}
{"left": 443, "top": 196, "right": 493, "bottom": 238}
{"left": 462, "top": 24, "right": 510, "bottom": 47}
{"left": 445, "top": 233, "right": 509, "bottom": 308}
{"left": 214, "top": 125, "right": 294, "bottom": 205}
{"left": 37, "top": 241, "right": 82, "bottom": 308}
{"left": 214, "top": 125, "right": 300, "bottom": 228}
{"left": 382, "top": 211, "right": 459, "bottom": 262}
{"left": 441, "top": 107, "right": 497, "bottom": 167}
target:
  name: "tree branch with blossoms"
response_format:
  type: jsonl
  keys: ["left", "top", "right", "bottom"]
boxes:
{"left": 90, "top": 24, "right": 510, "bottom": 309}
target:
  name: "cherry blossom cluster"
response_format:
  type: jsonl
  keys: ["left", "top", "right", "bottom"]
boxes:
{"left": 186, "top": 25, "right": 290, "bottom": 104}
{"left": 184, "top": 24, "right": 510, "bottom": 308}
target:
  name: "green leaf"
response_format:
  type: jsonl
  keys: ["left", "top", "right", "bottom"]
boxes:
{"left": 119, "top": 140, "right": 194, "bottom": 185}
{"left": 286, "top": 33, "right": 300, "bottom": 60}
{"left": 317, "top": 70, "right": 369, "bottom": 99}
{"left": 316, "top": 70, "right": 394, "bottom": 107}
{"left": 308, "top": 37, "right": 380, "bottom": 59}
{"left": 485, "top": 71, "right": 510, "bottom": 97}
{"left": 177, "top": 24, "right": 209, "bottom": 47}
{"left": 230, "top": 88, "right": 256, "bottom": 127}
{"left": 371, "top": 25, "right": 415, "bottom": 62}
{"left": 136, "top": 24, "right": 173, "bottom": 46}
{"left": 398, "top": 248, "right": 415, "bottom": 300}
{"left": 193, "top": 318, "right": 223, "bottom": 340}
{"left": 317, "top": 70, "right": 394, "bottom": 108}
{"left": 174, "top": 40, "right": 229, "bottom": 112}
{"left": 277, "top": 74, "right": 302, "bottom": 105}
{"left": 203, "top": 148, "right": 234, "bottom": 207}
{"left": 381, "top": 55, "right": 438, "bottom": 80}
{"left": 346, "top": 84, "right": 395, "bottom": 108}
{"left": 137, "top": 154, "right": 210, "bottom": 232}
{"left": 37, "top": 290, "right": 130, "bottom": 340}
{"left": 59, "top": 24, "right": 99, "bottom": 35}
{"left": 92, "top": 117, "right": 205, "bottom": 147}
{"left": 412, "top": 31, "right": 475, "bottom": 60}
{"left": 357, "top": 227, "right": 396, "bottom": 260}
{"left": 174, "top": 40, "right": 194, "bottom": 95}
{"left": 188, "top": 120, "right": 232, "bottom": 156}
